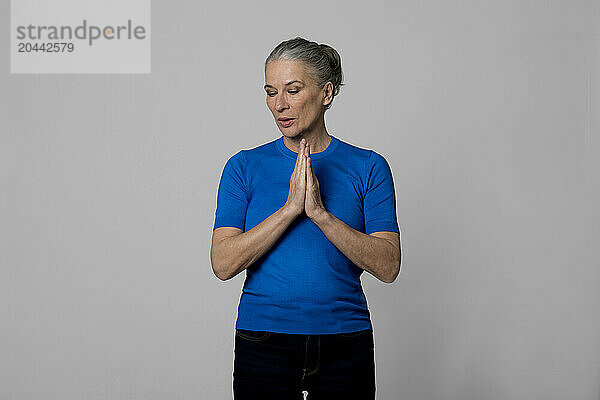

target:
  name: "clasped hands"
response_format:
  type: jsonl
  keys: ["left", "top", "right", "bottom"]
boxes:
{"left": 284, "top": 138, "right": 327, "bottom": 221}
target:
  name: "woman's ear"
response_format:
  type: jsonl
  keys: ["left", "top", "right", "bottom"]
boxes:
{"left": 322, "top": 82, "right": 334, "bottom": 106}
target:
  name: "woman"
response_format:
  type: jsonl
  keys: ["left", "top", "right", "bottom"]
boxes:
{"left": 211, "top": 37, "right": 401, "bottom": 400}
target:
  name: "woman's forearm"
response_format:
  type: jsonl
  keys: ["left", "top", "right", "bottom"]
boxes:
{"left": 212, "top": 205, "right": 299, "bottom": 280}
{"left": 310, "top": 210, "right": 400, "bottom": 283}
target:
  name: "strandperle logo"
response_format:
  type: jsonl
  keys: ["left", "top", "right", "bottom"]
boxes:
{"left": 11, "top": 0, "right": 150, "bottom": 73}
{"left": 15, "top": 19, "right": 147, "bottom": 46}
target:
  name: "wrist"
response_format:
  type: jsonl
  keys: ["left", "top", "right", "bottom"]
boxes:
{"left": 282, "top": 203, "right": 302, "bottom": 218}
{"left": 309, "top": 207, "right": 330, "bottom": 225}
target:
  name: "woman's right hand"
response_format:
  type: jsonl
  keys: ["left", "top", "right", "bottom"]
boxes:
{"left": 284, "top": 138, "right": 307, "bottom": 216}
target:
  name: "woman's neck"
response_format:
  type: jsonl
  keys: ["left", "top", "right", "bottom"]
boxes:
{"left": 282, "top": 121, "right": 331, "bottom": 154}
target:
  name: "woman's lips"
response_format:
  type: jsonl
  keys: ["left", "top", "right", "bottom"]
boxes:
{"left": 279, "top": 119, "right": 295, "bottom": 128}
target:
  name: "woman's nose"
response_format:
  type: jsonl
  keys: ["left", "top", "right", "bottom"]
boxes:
{"left": 275, "top": 94, "right": 288, "bottom": 112}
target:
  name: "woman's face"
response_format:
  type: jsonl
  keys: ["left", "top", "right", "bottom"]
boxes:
{"left": 264, "top": 59, "right": 328, "bottom": 138}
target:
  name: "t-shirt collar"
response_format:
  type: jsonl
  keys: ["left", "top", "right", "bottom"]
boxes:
{"left": 276, "top": 135, "right": 339, "bottom": 160}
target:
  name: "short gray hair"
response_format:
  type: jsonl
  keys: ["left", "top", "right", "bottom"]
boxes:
{"left": 265, "top": 37, "right": 344, "bottom": 111}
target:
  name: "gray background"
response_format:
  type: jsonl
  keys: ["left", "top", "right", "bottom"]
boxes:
{"left": 1, "top": 1, "right": 599, "bottom": 399}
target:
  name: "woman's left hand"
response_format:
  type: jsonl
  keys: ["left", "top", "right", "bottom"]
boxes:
{"left": 305, "top": 144, "right": 326, "bottom": 220}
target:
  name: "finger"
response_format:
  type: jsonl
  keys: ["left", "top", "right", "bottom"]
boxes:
{"left": 294, "top": 139, "right": 307, "bottom": 180}
{"left": 306, "top": 156, "right": 313, "bottom": 186}
{"left": 294, "top": 139, "right": 304, "bottom": 172}
{"left": 300, "top": 143, "right": 307, "bottom": 185}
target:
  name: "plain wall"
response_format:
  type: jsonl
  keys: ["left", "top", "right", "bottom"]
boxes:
{"left": 1, "top": 1, "right": 599, "bottom": 399}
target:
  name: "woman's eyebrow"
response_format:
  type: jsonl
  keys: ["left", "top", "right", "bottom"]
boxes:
{"left": 264, "top": 80, "right": 305, "bottom": 89}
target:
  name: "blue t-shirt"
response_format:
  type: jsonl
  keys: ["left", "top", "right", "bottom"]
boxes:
{"left": 213, "top": 135, "right": 399, "bottom": 334}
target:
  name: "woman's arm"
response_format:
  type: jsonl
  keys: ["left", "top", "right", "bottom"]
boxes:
{"left": 304, "top": 147, "right": 401, "bottom": 283}
{"left": 211, "top": 139, "right": 309, "bottom": 281}
{"left": 211, "top": 204, "right": 299, "bottom": 281}
{"left": 310, "top": 210, "right": 401, "bottom": 283}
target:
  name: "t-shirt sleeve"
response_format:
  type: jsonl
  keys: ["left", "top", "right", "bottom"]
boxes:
{"left": 363, "top": 151, "right": 400, "bottom": 235}
{"left": 213, "top": 150, "right": 248, "bottom": 231}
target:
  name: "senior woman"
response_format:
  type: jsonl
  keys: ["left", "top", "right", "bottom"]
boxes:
{"left": 211, "top": 37, "right": 401, "bottom": 400}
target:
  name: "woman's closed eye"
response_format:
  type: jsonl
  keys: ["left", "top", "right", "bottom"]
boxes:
{"left": 266, "top": 90, "right": 299, "bottom": 97}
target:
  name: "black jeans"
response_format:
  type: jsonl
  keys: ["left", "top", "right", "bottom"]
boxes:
{"left": 233, "top": 328, "right": 375, "bottom": 400}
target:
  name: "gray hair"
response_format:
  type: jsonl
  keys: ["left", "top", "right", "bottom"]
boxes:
{"left": 265, "top": 37, "right": 344, "bottom": 111}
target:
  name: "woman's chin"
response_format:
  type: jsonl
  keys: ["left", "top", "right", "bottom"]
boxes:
{"left": 281, "top": 130, "right": 300, "bottom": 138}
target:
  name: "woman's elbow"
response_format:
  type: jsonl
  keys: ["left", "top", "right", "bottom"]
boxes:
{"left": 211, "top": 249, "right": 246, "bottom": 281}
{"left": 383, "top": 253, "right": 402, "bottom": 283}
{"left": 210, "top": 248, "right": 234, "bottom": 281}
{"left": 212, "top": 263, "right": 230, "bottom": 281}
